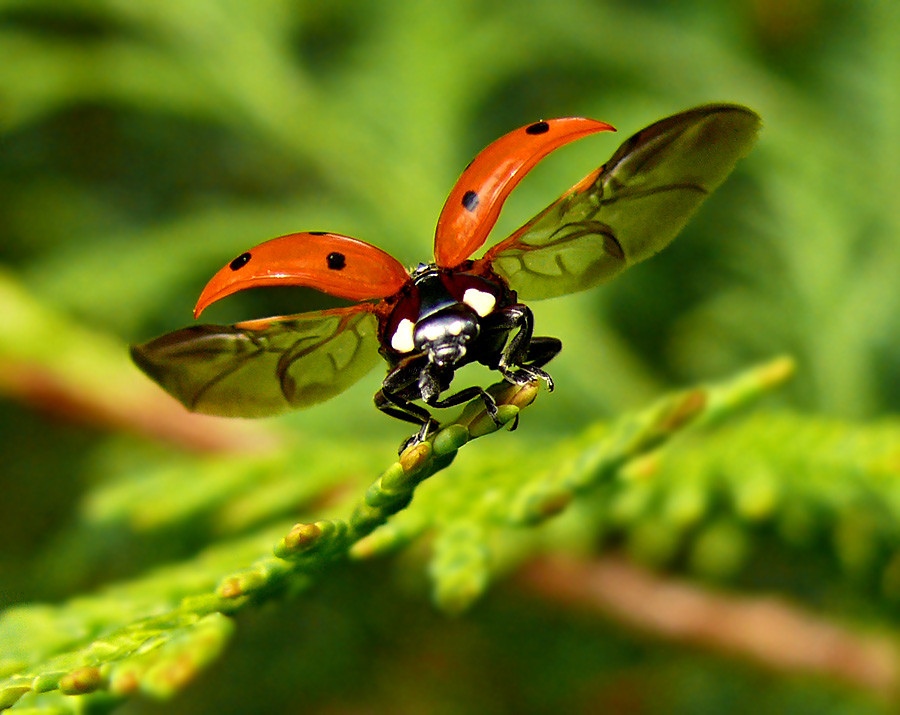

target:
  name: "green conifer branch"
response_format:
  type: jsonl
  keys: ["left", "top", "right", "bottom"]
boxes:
{"left": 351, "top": 358, "right": 796, "bottom": 612}
{"left": 0, "top": 358, "right": 794, "bottom": 710}
{"left": 0, "top": 382, "right": 533, "bottom": 710}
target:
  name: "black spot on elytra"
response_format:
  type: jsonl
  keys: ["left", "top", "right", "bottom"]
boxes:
{"left": 310, "top": 231, "right": 327, "bottom": 235}
{"left": 526, "top": 121, "right": 550, "bottom": 135}
{"left": 229, "top": 252, "right": 251, "bottom": 271}
{"left": 326, "top": 251, "right": 346, "bottom": 270}
{"left": 462, "top": 190, "right": 479, "bottom": 212}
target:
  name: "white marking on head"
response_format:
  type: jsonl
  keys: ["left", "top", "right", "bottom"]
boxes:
{"left": 419, "top": 322, "right": 444, "bottom": 342}
{"left": 463, "top": 288, "right": 496, "bottom": 317}
{"left": 390, "top": 318, "right": 416, "bottom": 353}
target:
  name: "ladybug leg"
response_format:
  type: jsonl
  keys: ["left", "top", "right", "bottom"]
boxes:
{"left": 489, "top": 305, "right": 559, "bottom": 390}
{"left": 377, "top": 356, "right": 434, "bottom": 419}
{"left": 376, "top": 385, "right": 439, "bottom": 454}
{"left": 378, "top": 355, "right": 454, "bottom": 452}
{"left": 428, "top": 386, "right": 500, "bottom": 417}
{"left": 377, "top": 356, "right": 505, "bottom": 453}
{"left": 419, "top": 361, "right": 501, "bottom": 425}
{"left": 374, "top": 387, "right": 435, "bottom": 426}
{"left": 522, "top": 336, "right": 562, "bottom": 370}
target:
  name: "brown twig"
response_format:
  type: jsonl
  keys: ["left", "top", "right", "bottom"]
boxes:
{"left": 0, "top": 358, "right": 279, "bottom": 453}
{"left": 518, "top": 554, "right": 899, "bottom": 697}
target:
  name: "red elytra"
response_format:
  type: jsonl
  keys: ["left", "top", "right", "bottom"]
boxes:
{"left": 433, "top": 116, "right": 615, "bottom": 268}
{"left": 194, "top": 232, "right": 410, "bottom": 313}
{"left": 132, "top": 105, "right": 760, "bottom": 450}
{"left": 192, "top": 116, "right": 614, "bottom": 318}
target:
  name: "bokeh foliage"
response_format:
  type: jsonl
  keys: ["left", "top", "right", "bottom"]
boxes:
{"left": 1, "top": 0, "right": 899, "bottom": 713}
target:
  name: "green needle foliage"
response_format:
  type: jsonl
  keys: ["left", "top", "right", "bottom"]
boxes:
{"left": 1, "top": 1, "right": 899, "bottom": 713}
{"left": 0, "top": 356, "right": 789, "bottom": 711}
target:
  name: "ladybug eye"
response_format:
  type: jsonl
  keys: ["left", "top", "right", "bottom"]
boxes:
{"left": 229, "top": 252, "right": 252, "bottom": 271}
{"left": 326, "top": 252, "right": 346, "bottom": 270}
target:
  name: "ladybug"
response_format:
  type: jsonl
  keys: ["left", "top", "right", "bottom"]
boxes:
{"left": 131, "top": 104, "right": 760, "bottom": 448}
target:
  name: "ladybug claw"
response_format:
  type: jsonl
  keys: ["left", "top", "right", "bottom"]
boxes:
{"left": 480, "top": 391, "right": 502, "bottom": 426}
{"left": 398, "top": 419, "right": 440, "bottom": 455}
{"left": 503, "top": 365, "right": 554, "bottom": 392}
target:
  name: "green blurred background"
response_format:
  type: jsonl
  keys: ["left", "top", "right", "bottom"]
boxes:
{"left": 1, "top": 0, "right": 898, "bottom": 713}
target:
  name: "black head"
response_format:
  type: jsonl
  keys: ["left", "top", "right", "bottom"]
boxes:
{"left": 413, "top": 304, "right": 481, "bottom": 368}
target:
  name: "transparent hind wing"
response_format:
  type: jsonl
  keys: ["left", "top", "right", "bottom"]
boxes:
{"left": 479, "top": 104, "right": 761, "bottom": 300}
{"left": 131, "top": 305, "right": 382, "bottom": 418}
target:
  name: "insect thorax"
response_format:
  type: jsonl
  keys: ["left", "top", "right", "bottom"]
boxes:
{"left": 380, "top": 264, "right": 513, "bottom": 368}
